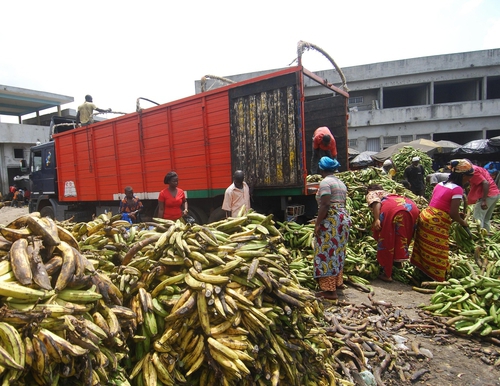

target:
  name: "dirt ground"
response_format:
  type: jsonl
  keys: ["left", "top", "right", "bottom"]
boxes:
{"left": 335, "top": 280, "right": 500, "bottom": 385}
{"left": 0, "top": 206, "right": 499, "bottom": 385}
{"left": 0, "top": 205, "right": 29, "bottom": 225}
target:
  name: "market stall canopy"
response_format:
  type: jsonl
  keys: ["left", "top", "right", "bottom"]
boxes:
{"left": 348, "top": 148, "right": 360, "bottom": 157}
{"left": 371, "top": 139, "right": 442, "bottom": 162}
{"left": 487, "top": 136, "right": 500, "bottom": 147}
{"left": 349, "top": 151, "right": 377, "bottom": 168}
{"left": 435, "top": 140, "right": 461, "bottom": 153}
{"left": 450, "top": 139, "right": 500, "bottom": 156}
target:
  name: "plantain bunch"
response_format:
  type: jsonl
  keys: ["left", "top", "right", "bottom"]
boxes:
{"left": 118, "top": 211, "right": 346, "bottom": 386}
{"left": 0, "top": 212, "right": 137, "bottom": 385}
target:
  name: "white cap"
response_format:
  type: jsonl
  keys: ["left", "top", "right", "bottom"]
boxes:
{"left": 383, "top": 159, "right": 392, "bottom": 166}
{"left": 412, "top": 156, "right": 420, "bottom": 162}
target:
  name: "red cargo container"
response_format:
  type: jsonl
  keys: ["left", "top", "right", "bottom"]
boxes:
{"left": 29, "top": 66, "right": 348, "bottom": 223}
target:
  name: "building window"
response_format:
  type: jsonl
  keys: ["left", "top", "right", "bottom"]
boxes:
{"left": 383, "top": 136, "right": 398, "bottom": 147}
{"left": 401, "top": 135, "right": 413, "bottom": 143}
{"left": 348, "top": 96, "right": 363, "bottom": 104}
{"left": 416, "top": 134, "right": 431, "bottom": 140}
{"left": 348, "top": 139, "right": 357, "bottom": 147}
{"left": 434, "top": 79, "right": 481, "bottom": 103}
{"left": 13, "top": 149, "right": 24, "bottom": 159}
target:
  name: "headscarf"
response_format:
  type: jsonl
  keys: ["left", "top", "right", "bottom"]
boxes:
{"left": 449, "top": 159, "right": 474, "bottom": 175}
{"left": 484, "top": 162, "right": 498, "bottom": 174}
{"left": 318, "top": 156, "right": 340, "bottom": 171}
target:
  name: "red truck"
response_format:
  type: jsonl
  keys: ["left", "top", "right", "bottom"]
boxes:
{"left": 28, "top": 65, "right": 348, "bottom": 223}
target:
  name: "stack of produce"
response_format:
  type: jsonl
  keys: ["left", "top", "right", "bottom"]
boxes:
{"left": 0, "top": 211, "right": 350, "bottom": 385}
{"left": 0, "top": 213, "right": 132, "bottom": 385}
{"left": 285, "top": 166, "right": 428, "bottom": 289}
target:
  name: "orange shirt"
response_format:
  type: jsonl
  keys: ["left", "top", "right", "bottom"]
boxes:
{"left": 313, "top": 127, "right": 337, "bottom": 158}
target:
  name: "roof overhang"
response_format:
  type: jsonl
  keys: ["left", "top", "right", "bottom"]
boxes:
{"left": 0, "top": 85, "right": 73, "bottom": 117}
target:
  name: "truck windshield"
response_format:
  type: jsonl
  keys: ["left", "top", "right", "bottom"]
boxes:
{"left": 32, "top": 151, "right": 42, "bottom": 172}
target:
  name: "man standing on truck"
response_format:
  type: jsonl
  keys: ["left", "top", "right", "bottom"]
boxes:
{"left": 222, "top": 170, "right": 251, "bottom": 218}
{"left": 311, "top": 126, "right": 338, "bottom": 174}
{"left": 76, "top": 95, "right": 111, "bottom": 126}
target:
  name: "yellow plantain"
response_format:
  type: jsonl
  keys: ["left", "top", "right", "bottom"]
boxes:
{"left": 142, "top": 352, "right": 158, "bottom": 386}
{"left": 37, "top": 328, "right": 64, "bottom": 363}
{"left": 55, "top": 241, "right": 77, "bottom": 292}
{"left": 207, "top": 337, "right": 239, "bottom": 360}
{"left": 182, "top": 335, "right": 204, "bottom": 370}
{"left": 92, "top": 311, "right": 111, "bottom": 339}
{"left": 44, "top": 255, "right": 63, "bottom": 277}
{"left": 24, "top": 335, "right": 35, "bottom": 369}
{"left": 189, "top": 267, "right": 230, "bottom": 285}
{"left": 0, "top": 226, "right": 32, "bottom": 243}
{"left": 197, "top": 291, "right": 211, "bottom": 336}
{"left": 9, "top": 238, "right": 33, "bottom": 285}
{"left": 26, "top": 216, "right": 60, "bottom": 246}
{"left": 31, "top": 335, "right": 51, "bottom": 378}
{"left": 0, "top": 321, "right": 24, "bottom": 383}
{"left": 56, "top": 225, "right": 79, "bottom": 250}
{"left": 152, "top": 351, "right": 175, "bottom": 385}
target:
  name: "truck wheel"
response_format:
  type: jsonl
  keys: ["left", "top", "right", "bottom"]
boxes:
{"left": 188, "top": 206, "right": 208, "bottom": 225}
{"left": 208, "top": 207, "right": 226, "bottom": 223}
{"left": 40, "top": 206, "right": 55, "bottom": 219}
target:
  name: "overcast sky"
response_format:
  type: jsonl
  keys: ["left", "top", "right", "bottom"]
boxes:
{"left": 1, "top": 0, "right": 499, "bottom": 122}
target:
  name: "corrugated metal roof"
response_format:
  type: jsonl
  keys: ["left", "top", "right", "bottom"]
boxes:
{"left": 0, "top": 85, "right": 73, "bottom": 117}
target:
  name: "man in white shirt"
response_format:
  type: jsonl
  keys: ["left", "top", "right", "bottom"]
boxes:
{"left": 222, "top": 170, "right": 251, "bottom": 217}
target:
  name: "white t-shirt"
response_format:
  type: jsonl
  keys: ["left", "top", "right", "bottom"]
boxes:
{"left": 222, "top": 182, "right": 251, "bottom": 217}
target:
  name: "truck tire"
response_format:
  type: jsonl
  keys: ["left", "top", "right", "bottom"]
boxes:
{"left": 40, "top": 205, "right": 55, "bottom": 219}
{"left": 208, "top": 207, "right": 226, "bottom": 223}
{"left": 188, "top": 206, "right": 208, "bottom": 225}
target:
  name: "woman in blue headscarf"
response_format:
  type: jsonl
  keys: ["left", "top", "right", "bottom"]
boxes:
{"left": 313, "top": 157, "right": 351, "bottom": 300}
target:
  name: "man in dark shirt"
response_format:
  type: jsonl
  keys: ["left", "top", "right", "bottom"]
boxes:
{"left": 404, "top": 156, "right": 426, "bottom": 196}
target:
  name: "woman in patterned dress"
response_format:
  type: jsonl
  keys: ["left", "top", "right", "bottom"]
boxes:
{"left": 366, "top": 184, "right": 420, "bottom": 282}
{"left": 313, "top": 157, "right": 351, "bottom": 300}
{"left": 410, "top": 159, "right": 473, "bottom": 281}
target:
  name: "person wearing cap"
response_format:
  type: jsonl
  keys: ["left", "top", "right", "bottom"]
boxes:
{"left": 466, "top": 164, "right": 500, "bottom": 232}
{"left": 381, "top": 159, "right": 396, "bottom": 179}
{"left": 310, "top": 127, "right": 338, "bottom": 174}
{"left": 365, "top": 184, "right": 420, "bottom": 282}
{"left": 403, "top": 156, "right": 426, "bottom": 196}
{"left": 411, "top": 159, "right": 473, "bottom": 282}
{"left": 313, "top": 157, "right": 350, "bottom": 300}
{"left": 76, "top": 95, "right": 111, "bottom": 127}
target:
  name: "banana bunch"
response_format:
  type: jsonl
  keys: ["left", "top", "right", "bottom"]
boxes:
{"left": 421, "top": 274, "right": 500, "bottom": 337}
{"left": 277, "top": 221, "right": 314, "bottom": 249}
{"left": 116, "top": 211, "right": 349, "bottom": 385}
{"left": 306, "top": 174, "right": 323, "bottom": 182}
{"left": 0, "top": 286, "right": 133, "bottom": 385}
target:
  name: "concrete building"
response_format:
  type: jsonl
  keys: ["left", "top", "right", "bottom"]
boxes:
{"left": 326, "top": 48, "right": 500, "bottom": 153}
{"left": 0, "top": 86, "right": 73, "bottom": 195}
{"left": 197, "top": 48, "right": 500, "bottom": 155}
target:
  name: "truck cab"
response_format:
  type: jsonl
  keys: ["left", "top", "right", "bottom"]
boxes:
{"left": 29, "top": 142, "right": 57, "bottom": 217}
{"left": 29, "top": 116, "right": 81, "bottom": 219}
